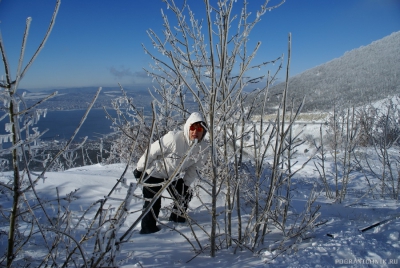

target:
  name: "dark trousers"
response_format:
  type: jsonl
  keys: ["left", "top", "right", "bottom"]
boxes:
{"left": 141, "top": 176, "right": 192, "bottom": 232}
{"left": 141, "top": 176, "right": 164, "bottom": 233}
{"left": 168, "top": 178, "right": 193, "bottom": 223}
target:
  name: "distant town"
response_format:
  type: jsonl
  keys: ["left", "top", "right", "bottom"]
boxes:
{"left": 22, "top": 87, "right": 153, "bottom": 111}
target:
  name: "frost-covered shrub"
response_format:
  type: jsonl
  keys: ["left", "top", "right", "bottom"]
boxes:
{"left": 322, "top": 96, "right": 400, "bottom": 200}
{"left": 357, "top": 105, "right": 378, "bottom": 146}
{"left": 357, "top": 96, "right": 400, "bottom": 147}
{"left": 325, "top": 96, "right": 400, "bottom": 149}
{"left": 106, "top": 124, "right": 151, "bottom": 164}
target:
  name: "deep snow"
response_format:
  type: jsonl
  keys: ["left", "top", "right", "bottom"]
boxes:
{"left": 1, "top": 96, "right": 400, "bottom": 267}
{"left": 3, "top": 159, "right": 398, "bottom": 267}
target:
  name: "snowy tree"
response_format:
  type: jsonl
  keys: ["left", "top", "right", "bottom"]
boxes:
{"left": 0, "top": 2, "right": 104, "bottom": 266}
{"left": 137, "top": 0, "right": 320, "bottom": 257}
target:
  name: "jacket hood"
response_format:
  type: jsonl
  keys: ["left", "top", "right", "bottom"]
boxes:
{"left": 184, "top": 112, "right": 207, "bottom": 143}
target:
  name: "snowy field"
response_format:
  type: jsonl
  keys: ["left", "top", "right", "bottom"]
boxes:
{"left": 1, "top": 96, "right": 399, "bottom": 267}
{"left": 2, "top": 157, "right": 399, "bottom": 267}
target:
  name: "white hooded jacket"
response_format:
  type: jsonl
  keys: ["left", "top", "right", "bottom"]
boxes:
{"left": 136, "top": 112, "right": 209, "bottom": 186}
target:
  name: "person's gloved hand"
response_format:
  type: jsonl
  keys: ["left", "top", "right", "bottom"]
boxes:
{"left": 133, "top": 169, "right": 142, "bottom": 180}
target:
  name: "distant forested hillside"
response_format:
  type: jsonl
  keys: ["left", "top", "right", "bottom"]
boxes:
{"left": 247, "top": 31, "right": 400, "bottom": 113}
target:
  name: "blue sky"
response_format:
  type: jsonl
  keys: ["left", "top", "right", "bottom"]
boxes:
{"left": 0, "top": 0, "right": 399, "bottom": 90}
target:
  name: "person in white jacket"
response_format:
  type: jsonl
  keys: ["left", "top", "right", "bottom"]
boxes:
{"left": 134, "top": 112, "right": 209, "bottom": 234}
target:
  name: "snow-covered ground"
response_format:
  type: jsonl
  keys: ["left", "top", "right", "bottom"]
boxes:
{"left": 2, "top": 159, "right": 398, "bottom": 267}
{"left": 1, "top": 96, "right": 399, "bottom": 267}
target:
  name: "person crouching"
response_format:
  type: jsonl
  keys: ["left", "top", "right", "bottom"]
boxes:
{"left": 133, "top": 112, "right": 209, "bottom": 234}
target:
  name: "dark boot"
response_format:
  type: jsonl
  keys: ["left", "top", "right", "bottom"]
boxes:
{"left": 169, "top": 211, "right": 186, "bottom": 223}
{"left": 139, "top": 225, "right": 160, "bottom": 234}
{"left": 140, "top": 201, "right": 161, "bottom": 234}
{"left": 168, "top": 212, "right": 178, "bottom": 222}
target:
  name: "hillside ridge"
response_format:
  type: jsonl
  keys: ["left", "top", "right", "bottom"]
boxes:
{"left": 248, "top": 31, "right": 400, "bottom": 113}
